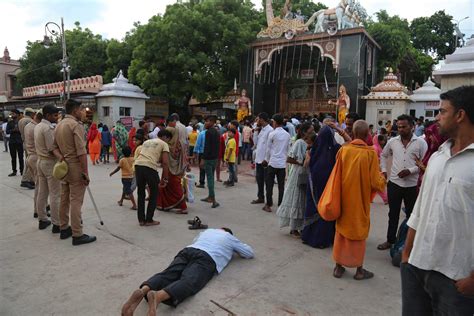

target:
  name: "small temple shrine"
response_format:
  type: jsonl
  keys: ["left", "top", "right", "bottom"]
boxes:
{"left": 238, "top": 0, "right": 380, "bottom": 118}
{"left": 96, "top": 70, "right": 148, "bottom": 128}
{"left": 362, "top": 70, "right": 410, "bottom": 125}
{"left": 409, "top": 78, "right": 441, "bottom": 120}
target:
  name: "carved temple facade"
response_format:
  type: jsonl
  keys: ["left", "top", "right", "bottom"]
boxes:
{"left": 239, "top": 27, "right": 380, "bottom": 118}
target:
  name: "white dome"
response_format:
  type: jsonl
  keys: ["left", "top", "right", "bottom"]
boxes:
{"left": 410, "top": 78, "right": 441, "bottom": 102}
{"left": 433, "top": 36, "right": 474, "bottom": 77}
{"left": 96, "top": 70, "right": 149, "bottom": 99}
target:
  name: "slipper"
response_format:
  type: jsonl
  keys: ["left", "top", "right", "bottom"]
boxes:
{"left": 333, "top": 266, "right": 346, "bottom": 278}
{"left": 251, "top": 199, "right": 265, "bottom": 204}
{"left": 117, "top": 201, "right": 123, "bottom": 206}
{"left": 211, "top": 202, "right": 220, "bottom": 208}
{"left": 188, "top": 217, "right": 208, "bottom": 230}
{"left": 200, "top": 197, "right": 212, "bottom": 203}
{"left": 354, "top": 269, "right": 374, "bottom": 280}
{"left": 187, "top": 216, "right": 200, "bottom": 225}
{"left": 130, "top": 207, "right": 137, "bottom": 210}
{"left": 377, "top": 242, "right": 392, "bottom": 250}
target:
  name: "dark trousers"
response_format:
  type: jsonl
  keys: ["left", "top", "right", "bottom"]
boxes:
{"left": 256, "top": 163, "right": 267, "bottom": 200}
{"left": 401, "top": 263, "right": 474, "bottom": 315}
{"left": 135, "top": 165, "right": 159, "bottom": 223}
{"left": 241, "top": 142, "right": 252, "bottom": 160}
{"left": 265, "top": 166, "right": 286, "bottom": 207}
{"left": 204, "top": 159, "right": 216, "bottom": 198}
{"left": 141, "top": 247, "right": 216, "bottom": 307}
{"left": 227, "top": 162, "right": 236, "bottom": 184}
{"left": 387, "top": 181, "right": 417, "bottom": 243}
{"left": 198, "top": 154, "right": 205, "bottom": 185}
{"left": 9, "top": 142, "right": 24, "bottom": 174}
{"left": 101, "top": 145, "right": 110, "bottom": 161}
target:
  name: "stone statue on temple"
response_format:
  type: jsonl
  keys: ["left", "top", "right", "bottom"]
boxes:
{"left": 328, "top": 84, "right": 350, "bottom": 125}
{"left": 235, "top": 89, "right": 252, "bottom": 122}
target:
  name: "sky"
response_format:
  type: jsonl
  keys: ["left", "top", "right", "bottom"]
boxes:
{"left": 1, "top": 0, "right": 473, "bottom": 60}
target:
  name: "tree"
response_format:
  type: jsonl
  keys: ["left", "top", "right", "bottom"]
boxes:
{"left": 128, "top": 0, "right": 263, "bottom": 108}
{"left": 366, "top": 11, "right": 411, "bottom": 71}
{"left": 410, "top": 11, "right": 456, "bottom": 60}
{"left": 17, "top": 22, "right": 107, "bottom": 88}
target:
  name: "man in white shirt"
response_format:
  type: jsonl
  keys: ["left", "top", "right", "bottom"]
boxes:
{"left": 121, "top": 228, "right": 254, "bottom": 315}
{"left": 251, "top": 113, "right": 273, "bottom": 205}
{"left": 401, "top": 86, "right": 474, "bottom": 315}
{"left": 2, "top": 118, "right": 9, "bottom": 152}
{"left": 262, "top": 114, "right": 290, "bottom": 212}
{"left": 378, "top": 114, "right": 428, "bottom": 250}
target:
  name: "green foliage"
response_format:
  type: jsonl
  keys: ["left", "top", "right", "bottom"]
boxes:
{"left": 263, "top": 0, "right": 327, "bottom": 22}
{"left": 366, "top": 10, "right": 411, "bottom": 71}
{"left": 17, "top": 22, "right": 107, "bottom": 88}
{"left": 128, "top": 0, "right": 263, "bottom": 106}
{"left": 398, "top": 47, "right": 435, "bottom": 88}
{"left": 410, "top": 10, "right": 456, "bottom": 60}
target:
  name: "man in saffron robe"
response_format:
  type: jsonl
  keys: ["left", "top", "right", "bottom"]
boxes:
{"left": 327, "top": 120, "right": 386, "bottom": 280}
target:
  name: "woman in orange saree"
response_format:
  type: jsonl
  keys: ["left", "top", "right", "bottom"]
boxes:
{"left": 87, "top": 123, "right": 102, "bottom": 165}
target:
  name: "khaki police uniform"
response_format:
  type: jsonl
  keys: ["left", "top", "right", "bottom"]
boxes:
{"left": 34, "top": 119, "right": 60, "bottom": 225}
{"left": 53, "top": 114, "right": 87, "bottom": 237}
{"left": 24, "top": 121, "right": 38, "bottom": 214}
{"left": 19, "top": 116, "right": 34, "bottom": 183}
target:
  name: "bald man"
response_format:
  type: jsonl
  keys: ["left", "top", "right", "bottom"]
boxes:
{"left": 320, "top": 120, "right": 386, "bottom": 280}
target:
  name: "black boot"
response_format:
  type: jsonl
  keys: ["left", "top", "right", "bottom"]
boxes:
{"left": 39, "top": 220, "right": 51, "bottom": 230}
{"left": 52, "top": 225, "right": 60, "bottom": 234}
{"left": 72, "top": 234, "right": 97, "bottom": 246}
{"left": 60, "top": 227, "right": 72, "bottom": 239}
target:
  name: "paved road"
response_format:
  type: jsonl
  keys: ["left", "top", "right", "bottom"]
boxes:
{"left": 0, "top": 153, "right": 402, "bottom": 315}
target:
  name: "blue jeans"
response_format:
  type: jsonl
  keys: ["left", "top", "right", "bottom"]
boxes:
{"left": 227, "top": 162, "right": 236, "bottom": 184}
{"left": 401, "top": 263, "right": 474, "bottom": 315}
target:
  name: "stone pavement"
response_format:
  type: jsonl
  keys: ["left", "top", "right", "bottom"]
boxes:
{"left": 0, "top": 153, "right": 402, "bottom": 315}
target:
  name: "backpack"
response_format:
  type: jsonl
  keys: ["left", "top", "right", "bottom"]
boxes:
{"left": 390, "top": 218, "right": 409, "bottom": 267}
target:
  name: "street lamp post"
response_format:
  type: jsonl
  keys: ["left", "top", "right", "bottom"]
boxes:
{"left": 453, "top": 16, "right": 469, "bottom": 48}
{"left": 43, "top": 17, "right": 70, "bottom": 101}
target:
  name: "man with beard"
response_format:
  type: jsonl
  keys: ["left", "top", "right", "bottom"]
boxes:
{"left": 401, "top": 86, "right": 474, "bottom": 315}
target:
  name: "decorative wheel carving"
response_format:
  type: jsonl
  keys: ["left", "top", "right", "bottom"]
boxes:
{"left": 259, "top": 49, "right": 268, "bottom": 59}
{"left": 325, "top": 42, "right": 335, "bottom": 52}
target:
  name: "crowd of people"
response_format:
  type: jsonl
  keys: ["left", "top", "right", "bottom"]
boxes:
{"left": 2, "top": 85, "right": 473, "bottom": 314}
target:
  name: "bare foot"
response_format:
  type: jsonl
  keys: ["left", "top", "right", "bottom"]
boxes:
{"left": 146, "top": 291, "right": 157, "bottom": 316}
{"left": 121, "top": 289, "right": 144, "bottom": 316}
{"left": 145, "top": 221, "right": 160, "bottom": 226}
{"left": 117, "top": 201, "right": 123, "bottom": 206}
{"left": 130, "top": 206, "right": 137, "bottom": 210}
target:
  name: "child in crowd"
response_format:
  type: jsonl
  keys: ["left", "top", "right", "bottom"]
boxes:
{"left": 188, "top": 125, "right": 199, "bottom": 165}
{"left": 224, "top": 128, "right": 237, "bottom": 187}
{"left": 110, "top": 146, "right": 137, "bottom": 210}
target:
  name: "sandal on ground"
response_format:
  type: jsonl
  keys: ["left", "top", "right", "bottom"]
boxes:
{"left": 200, "top": 197, "right": 212, "bottom": 203}
{"left": 117, "top": 201, "right": 123, "bottom": 206}
{"left": 211, "top": 202, "right": 220, "bottom": 208}
{"left": 188, "top": 218, "right": 208, "bottom": 230}
{"left": 333, "top": 266, "right": 346, "bottom": 278}
{"left": 354, "top": 269, "right": 374, "bottom": 280}
{"left": 377, "top": 242, "right": 392, "bottom": 250}
{"left": 130, "top": 206, "right": 137, "bottom": 210}
{"left": 187, "top": 216, "right": 201, "bottom": 225}
{"left": 251, "top": 199, "right": 265, "bottom": 204}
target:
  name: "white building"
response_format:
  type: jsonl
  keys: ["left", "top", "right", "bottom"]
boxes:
{"left": 362, "top": 71, "right": 410, "bottom": 125}
{"left": 408, "top": 78, "right": 441, "bottom": 120}
{"left": 96, "top": 71, "right": 148, "bottom": 129}
{"left": 433, "top": 36, "right": 474, "bottom": 91}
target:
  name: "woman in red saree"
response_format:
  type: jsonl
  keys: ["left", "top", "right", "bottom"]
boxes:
{"left": 87, "top": 123, "right": 102, "bottom": 165}
{"left": 157, "top": 125, "right": 187, "bottom": 213}
{"left": 128, "top": 127, "right": 137, "bottom": 154}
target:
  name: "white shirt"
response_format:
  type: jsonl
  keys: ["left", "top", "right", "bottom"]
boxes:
{"left": 265, "top": 126, "right": 290, "bottom": 169}
{"left": 381, "top": 134, "right": 428, "bottom": 187}
{"left": 408, "top": 140, "right": 474, "bottom": 280}
{"left": 148, "top": 126, "right": 160, "bottom": 139}
{"left": 187, "top": 229, "right": 254, "bottom": 274}
{"left": 2, "top": 122, "right": 9, "bottom": 137}
{"left": 254, "top": 124, "right": 273, "bottom": 164}
{"left": 186, "top": 125, "right": 193, "bottom": 134}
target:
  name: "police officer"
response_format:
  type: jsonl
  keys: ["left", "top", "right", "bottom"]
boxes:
{"left": 24, "top": 110, "right": 42, "bottom": 218}
{"left": 53, "top": 99, "right": 96, "bottom": 245}
{"left": 34, "top": 105, "right": 62, "bottom": 231}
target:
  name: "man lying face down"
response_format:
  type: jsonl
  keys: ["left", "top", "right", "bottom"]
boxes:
{"left": 121, "top": 228, "right": 254, "bottom": 315}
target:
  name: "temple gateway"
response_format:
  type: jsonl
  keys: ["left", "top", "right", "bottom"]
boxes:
{"left": 238, "top": 0, "right": 380, "bottom": 119}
